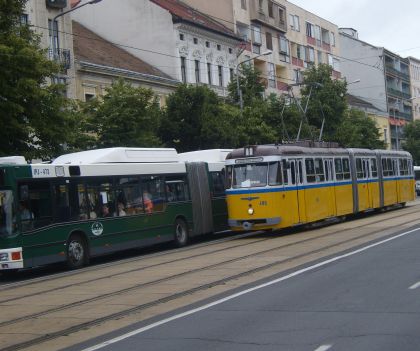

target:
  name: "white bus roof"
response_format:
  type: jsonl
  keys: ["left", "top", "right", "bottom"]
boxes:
{"left": 178, "top": 149, "right": 232, "bottom": 162}
{"left": 0, "top": 156, "right": 27, "bottom": 165}
{"left": 52, "top": 147, "right": 179, "bottom": 164}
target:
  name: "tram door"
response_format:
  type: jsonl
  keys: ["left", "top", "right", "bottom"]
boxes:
{"left": 289, "top": 159, "right": 304, "bottom": 224}
{"left": 356, "top": 158, "right": 373, "bottom": 211}
{"left": 324, "top": 158, "right": 336, "bottom": 217}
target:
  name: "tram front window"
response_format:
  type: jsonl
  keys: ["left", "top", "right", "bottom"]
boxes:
{"left": 0, "top": 190, "right": 14, "bottom": 237}
{"left": 233, "top": 163, "right": 268, "bottom": 188}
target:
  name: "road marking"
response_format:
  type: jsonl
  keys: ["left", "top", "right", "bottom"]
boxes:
{"left": 314, "top": 345, "right": 332, "bottom": 351}
{"left": 409, "top": 281, "right": 420, "bottom": 290}
{"left": 82, "top": 227, "right": 420, "bottom": 351}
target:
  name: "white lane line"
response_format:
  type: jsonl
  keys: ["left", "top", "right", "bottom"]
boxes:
{"left": 409, "top": 281, "right": 420, "bottom": 290}
{"left": 314, "top": 345, "right": 333, "bottom": 351}
{"left": 82, "top": 227, "right": 420, "bottom": 351}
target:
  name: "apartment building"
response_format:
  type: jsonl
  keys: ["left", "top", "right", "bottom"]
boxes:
{"left": 340, "top": 28, "right": 413, "bottom": 149}
{"left": 23, "top": 0, "right": 76, "bottom": 98}
{"left": 409, "top": 57, "right": 420, "bottom": 120}
{"left": 182, "top": 0, "right": 341, "bottom": 95}
{"left": 71, "top": 0, "right": 241, "bottom": 97}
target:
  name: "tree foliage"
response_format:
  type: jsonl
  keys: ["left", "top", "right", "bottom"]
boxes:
{"left": 0, "top": 0, "right": 79, "bottom": 159}
{"left": 227, "top": 64, "right": 265, "bottom": 106}
{"left": 402, "top": 120, "right": 420, "bottom": 165}
{"left": 81, "top": 79, "right": 162, "bottom": 148}
{"left": 335, "top": 109, "right": 386, "bottom": 149}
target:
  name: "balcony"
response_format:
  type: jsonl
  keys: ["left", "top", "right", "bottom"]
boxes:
{"left": 387, "top": 86, "right": 411, "bottom": 100}
{"left": 48, "top": 48, "right": 71, "bottom": 70}
{"left": 385, "top": 64, "right": 410, "bottom": 81}
{"left": 46, "top": 0, "right": 67, "bottom": 9}
{"left": 250, "top": 1, "right": 287, "bottom": 33}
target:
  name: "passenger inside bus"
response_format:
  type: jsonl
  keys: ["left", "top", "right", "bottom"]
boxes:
{"left": 115, "top": 202, "right": 126, "bottom": 216}
{"left": 101, "top": 204, "right": 112, "bottom": 218}
{"left": 143, "top": 191, "right": 153, "bottom": 214}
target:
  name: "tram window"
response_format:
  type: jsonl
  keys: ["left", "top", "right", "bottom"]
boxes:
{"left": 290, "top": 162, "right": 296, "bottom": 185}
{"left": 408, "top": 160, "right": 413, "bottom": 175}
{"left": 225, "top": 166, "right": 233, "bottom": 189}
{"left": 370, "top": 158, "right": 378, "bottom": 178}
{"left": 356, "top": 159, "right": 364, "bottom": 179}
{"left": 268, "top": 162, "right": 282, "bottom": 186}
{"left": 388, "top": 159, "right": 394, "bottom": 176}
{"left": 305, "top": 159, "right": 316, "bottom": 183}
{"left": 342, "top": 158, "right": 351, "bottom": 180}
{"left": 282, "top": 160, "right": 289, "bottom": 185}
{"left": 298, "top": 161, "right": 303, "bottom": 184}
{"left": 335, "top": 158, "right": 343, "bottom": 180}
{"left": 232, "top": 163, "right": 268, "bottom": 188}
{"left": 399, "top": 159, "right": 408, "bottom": 176}
{"left": 382, "top": 159, "right": 388, "bottom": 177}
{"left": 314, "top": 158, "right": 325, "bottom": 182}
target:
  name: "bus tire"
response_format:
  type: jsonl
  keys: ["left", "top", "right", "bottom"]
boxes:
{"left": 66, "top": 234, "right": 88, "bottom": 269}
{"left": 174, "top": 218, "right": 189, "bottom": 247}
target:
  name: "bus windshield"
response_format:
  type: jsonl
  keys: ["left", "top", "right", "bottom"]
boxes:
{"left": 0, "top": 190, "right": 14, "bottom": 237}
{"left": 232, "top": 163, "right": 268, "bottom": 188}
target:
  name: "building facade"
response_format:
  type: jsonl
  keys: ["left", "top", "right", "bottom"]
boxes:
{"left": 408, "top": 56, "right": 420, "bottom": 120}
{"left": 71, "top": 0, "right": 241, "bottom": 97}
{"left": 182, "top": 0, "right": 342, "bottom": 96}
{"left": 23, "top": 0, "right": 76, "bottom": 98}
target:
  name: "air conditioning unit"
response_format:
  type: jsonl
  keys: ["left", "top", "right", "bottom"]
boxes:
{"left": 46, "top": 0, "right": 67, "bottom": 9}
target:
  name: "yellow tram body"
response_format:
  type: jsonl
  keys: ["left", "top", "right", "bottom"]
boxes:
{"left": 225, "top": 144, "right": 415, "bottom": 231}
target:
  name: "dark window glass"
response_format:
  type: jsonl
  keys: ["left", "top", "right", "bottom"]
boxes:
{"left": 210, "top": 172, "right": 226, "bottom": 197}
{"left": 268, "top": 162, "right": 282, "bottom": 186}
{"left": 141, "top": 176, "right": 165, "bottom": 213}
{"left": 342, "top": 158, "right": 350, "bottom": 179}
{"left": 305, "top": 158, "right": 316, "bottom": 183}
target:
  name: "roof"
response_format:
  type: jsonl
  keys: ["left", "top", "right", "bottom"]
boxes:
{"left": 347, "top": 94, "right": 382, "bottom": 112}
{"left": 72, "top": 21, "right": 173, "bottom": 80}
{"left": 178, "top": 149, "right": 232, "bottom": 162}
{"left": 150, "top": 0, "right": 240, "bottom": 40}
{"left": 52, "top": 148, "right": 179, "bottom": 164}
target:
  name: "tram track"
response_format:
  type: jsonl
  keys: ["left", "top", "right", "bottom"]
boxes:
{"left": 0, "top": 204, "right": 417, "bottom": 301}
{"left": 1, "top": 208, "right": 419, "bottom": 351}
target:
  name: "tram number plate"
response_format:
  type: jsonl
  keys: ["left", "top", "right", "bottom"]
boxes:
{"left": 259, "top": 201, "right": 268, "bottom": 206}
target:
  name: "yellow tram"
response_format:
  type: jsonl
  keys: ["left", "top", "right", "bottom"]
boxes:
{"left": 225, "top": 143, "right": 415, "bottom": 231}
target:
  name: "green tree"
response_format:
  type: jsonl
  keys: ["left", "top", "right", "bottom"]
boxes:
{"left": 402, "top": 120, "right": 420, "bottom": 165}
{"left": 82, "top": 79, "right": 161, "bottom": 148}
{"left": 0, "top": 0, "right": 79, "bottom": 159}
{"left": 301, "top": 64, "right": 347, "bottom": 141}
{"left": 160, "top": 84, "right": 238, "bottom": 152}
{"left": 227, "top": 64, "right": 265, "bottom": 106}
{"left": 335, "top": 109, "right": 386, "bottom": 149}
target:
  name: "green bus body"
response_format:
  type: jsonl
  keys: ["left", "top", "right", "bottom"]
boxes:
{"left": 0, "top": 149, "right": 230, "bottom": 271}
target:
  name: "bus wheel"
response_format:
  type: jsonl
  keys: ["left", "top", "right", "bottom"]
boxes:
{"left": 66, "top": 235, "right": 88, "bottom": 269}
{"left": 174, "top": 218, "right": 189, "bottom": 247}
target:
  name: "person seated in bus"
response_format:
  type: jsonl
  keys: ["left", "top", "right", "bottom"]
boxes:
{"left": 101, "top": 204, "right": 112, "bottom": 218}
{"left": 19, "top": 201, "right": 33, "bottom": 231}
{"left": 115, "top": 202, "right": 126, "bottom": 216}
{"left": 166, "top": 185, "right": 175, "bottom": 202}
{"left": 143, "top": 191, "right": 154, "bottom": 214}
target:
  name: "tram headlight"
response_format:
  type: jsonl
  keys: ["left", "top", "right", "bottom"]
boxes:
{"left": 248, "top": 207, "right": 254, "bottom": 215}
{"left": 0, "top": 253, "right": 8, "bottom": 262}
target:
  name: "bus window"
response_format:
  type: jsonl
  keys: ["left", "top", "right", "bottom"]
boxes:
{"left": 0, "top": 190, "right": 14, "bottom": 236}
{"left": 19, "top": 181, "right": 52, "bottom": 230}
{"left": 53, "top": 184, "right": 71, "bottom": 223}
{"left": 141, "top": 176, "right": 165, "bottom": 213}
{"left": 166, "top": 176, "right": 190, "bottom": 202}
{"left": 210, "top": 172, "right": 226, "bottom": 197}
{"left": 117, "top": 177, "right": 141, "bottom": 216}
{"left": 268, "top": 162, "right": 282, "bottom": 186}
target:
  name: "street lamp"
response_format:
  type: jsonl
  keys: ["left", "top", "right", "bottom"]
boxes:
{"left": 236, "top": 50, "right": 272, "bottom": 115}
{"left": 52, "top": 0, "right": 103, "bottom": 58}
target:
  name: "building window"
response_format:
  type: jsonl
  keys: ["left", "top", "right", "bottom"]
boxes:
{"left": 241, "top": 0, "right": 247, "bottom": 10}
{"left": 315, "top": 25, "right": 321, "bottom": 46}
{"left": 20, "top": 14, "right": 28, "bottom": 25}
{"left": 294, "top": 69, "right": 302, "bottom": 83}
{"left": 279, "top": 36, "right": 289, "bottom": 55}
{"left": 237, "top": 22, "right": 250, "bottom": 41}
{"left": 268, "top": 1, "right": 274, "bottom": 18}
{"left": 195, "top": 60, "right": 200, "bottom": 83}
{"left": 179, "top": 33, "right": 185, "bottom": 41}
{"left": 317, "top": 50, "right": 323, "bottom": 64}
{"left": 330, "top": 32, "right": 336, "bottom": 46}
{"left": 218, "top": 65, "right": 223, "bottom": 87}
{"left": 180, "top": 57, "right": 187, "bottom": 83}
{"left": 206, "top": 41, "right": 210, "bottom": 48}
{"left": 217, "top": 44, "right": 221, "bottom": 51}
{"left": 306, "top": 22, "right": 315, "bottom": 38}
{"left": 253, "top": 44, "right": 261, "bottom": 54}
{"left": 278, "top": 8, "right": 285, "bottom": 25}
{"left": 48, "top": 19, "right": 59, "bottom": 56}
{"left": 193, "top": 37, "right": 198, "bottom": 44}
{"left": 289, "top": 14, "right": 300, "bottom": 31}
{"left": 230, "top": 68, "right": 234, "bottom": 82}
{"left": 207, "top": 63, "right": 212, "bottom": 85}
{"left": 268, "top": 62, "right": 276, "bottom": 88}
{"left": 308, "top": 47, "right": 315, "bottom": 63}
{"left": 229, "top": 48, "right": 233, "bottom": 54}
{"left": 259, "top": 0, "right": 263, "bottom": 10}
{"left": 266, "top": 32, "right": 273, "bottom": 50}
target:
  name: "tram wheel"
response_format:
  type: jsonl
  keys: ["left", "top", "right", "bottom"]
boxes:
{"left": 174, "top": 218, "right": 189, "bottom": 247}
{"left": 66, "top": 234, "right": 88, "bottom": 269}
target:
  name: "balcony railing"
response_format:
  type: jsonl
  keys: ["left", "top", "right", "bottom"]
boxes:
{"left": 387, "top": 86, "right": 411, "bottom": 100}
{"left": 48, "top": 48, "right": 71, "bottom": 70}
{"left": 385, "top": 64, "right": 410, "bottom": 80}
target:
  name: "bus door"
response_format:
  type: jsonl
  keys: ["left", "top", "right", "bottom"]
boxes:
{"left": 288, "top": 159, "right": 304, "bottom": 224}
{"left": 324, "top": 158, "right": 336, "bottom": 217}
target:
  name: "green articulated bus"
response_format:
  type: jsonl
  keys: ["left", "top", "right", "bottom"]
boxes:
{"left": 0, "top": 148, "right": 231, "bottom": 272}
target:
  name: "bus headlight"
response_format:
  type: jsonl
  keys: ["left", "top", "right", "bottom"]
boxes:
{"left": 248, "top": 207, "right": 254, "bottom": 215}
{"left": 0, "top": 253, "right": 8, "bottom": 262}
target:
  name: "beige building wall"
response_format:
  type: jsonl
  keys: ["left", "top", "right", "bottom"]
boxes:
{"left": 24, "top": 0, "right": 76, "bottom": 99}
{"left": 181, "top": 0, "right": 235, "bottom": 30}
{"left": 409, "top": 57, "right": 420, "bottom": 120}
{"left": 369, "top": 114, "right": 391, "bottom": 150}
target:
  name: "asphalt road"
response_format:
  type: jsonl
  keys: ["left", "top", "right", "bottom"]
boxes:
{"left": 72, "top": 225, "right": 420, "bottom": 351}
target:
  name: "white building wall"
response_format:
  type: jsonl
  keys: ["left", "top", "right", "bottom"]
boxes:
{"left": 71, "top": 0, "right": 179, "bottom": 79}
{"left": 409, "top": 57, "right": 420, "bottom": 120}
{"left": 339, "top": 32, "right": 387, "bottom": 112}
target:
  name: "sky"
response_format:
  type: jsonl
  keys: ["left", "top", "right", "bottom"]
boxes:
{"left": 289, "top": 0, "right": 420, "bottom": 59}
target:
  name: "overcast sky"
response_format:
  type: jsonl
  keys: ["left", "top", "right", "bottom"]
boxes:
{"left": 289, "top": 0, "right": 420, "bottom": 59}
